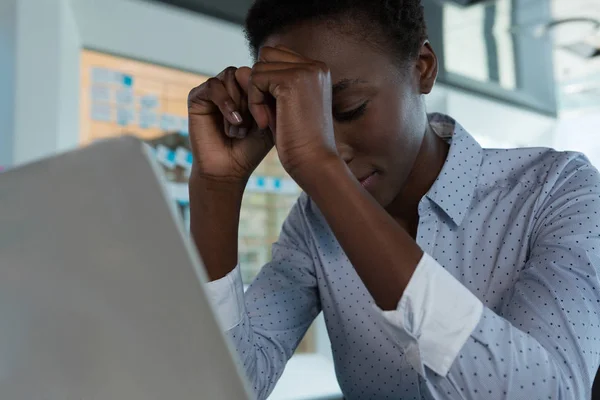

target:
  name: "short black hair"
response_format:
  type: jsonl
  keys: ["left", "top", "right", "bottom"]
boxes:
{"left": 244, "top": 0, "right": 428, "bottom": 63}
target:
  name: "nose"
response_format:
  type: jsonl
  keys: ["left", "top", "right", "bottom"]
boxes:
{"left": 333, "top": 123, "right": 355, "bottom": 163}
{"left": 336, "top": 139, "right": 354, "bottom": 164}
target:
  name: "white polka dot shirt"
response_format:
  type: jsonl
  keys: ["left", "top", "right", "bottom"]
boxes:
{"left": 206, "top": 113, "right": 600, "bottom": 399}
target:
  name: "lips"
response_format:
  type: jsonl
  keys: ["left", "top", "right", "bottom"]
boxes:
{"left": 358, "top": 171, "right": 378, "bottom": 188}
{"left": 357, "top": 172, "right": 374, "bottom": 183}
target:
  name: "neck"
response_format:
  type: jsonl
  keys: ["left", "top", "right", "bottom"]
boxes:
{"left": 386, "top": 122, "right": 449, "bottom": 225}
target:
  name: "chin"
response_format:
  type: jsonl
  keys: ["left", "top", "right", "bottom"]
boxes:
{"left": 374, "top": 180, "right": 404, "bottom": 210}
{"left": 367, "top": 184, "right": 396, "bottom": 208}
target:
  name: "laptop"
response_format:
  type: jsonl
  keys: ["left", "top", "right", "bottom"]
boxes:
{"left": 0, "top": 137, "right": 254, "bottom": 400}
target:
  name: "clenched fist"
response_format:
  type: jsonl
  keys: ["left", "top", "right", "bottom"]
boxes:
{"left": 246, "top": 45, "right": 339, "bottom": 181}
{"left": 187, "top": 66, "right": 274, "bottom": 185}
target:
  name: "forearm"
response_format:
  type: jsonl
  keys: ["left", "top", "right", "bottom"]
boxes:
{"left": 296, "top": 157, "right": 423, "bottom": 310}
{"left": 189, "top": 169, "right": 245, "bottom": 281}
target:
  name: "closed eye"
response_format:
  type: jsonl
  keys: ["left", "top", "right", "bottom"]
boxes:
{"left": 333, "top": 102, "right": 368, "bottom": 123}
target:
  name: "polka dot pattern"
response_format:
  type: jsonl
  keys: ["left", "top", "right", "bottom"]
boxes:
{"left": 224, "top": 115, "right": 600, "bottom": 399}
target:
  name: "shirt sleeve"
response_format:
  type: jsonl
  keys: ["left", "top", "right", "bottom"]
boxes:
{"left": 209, "top": 194, "right": 321, "bottom": 400}
{"left": 379, "top": 154, "right": 600, "bottom": 399}
{"left": 204, "top": 264, "right": 245, "bottom": 331}
{"left": 379, "top": 253, "right": 483, "bottom": 377}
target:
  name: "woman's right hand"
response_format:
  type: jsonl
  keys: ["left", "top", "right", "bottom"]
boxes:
{"left": 187, "top": 66, "right": 274, "bottom": 185}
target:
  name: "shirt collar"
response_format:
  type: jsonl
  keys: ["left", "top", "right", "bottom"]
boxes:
{"left": 424, "top": 113, "right": 483, "bottom": 226}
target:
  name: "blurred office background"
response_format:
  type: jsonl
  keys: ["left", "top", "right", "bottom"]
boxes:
{"left": 1, "top": 0, "right": 599, "bottom": 398}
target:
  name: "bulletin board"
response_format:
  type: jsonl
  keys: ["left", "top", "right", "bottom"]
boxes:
{"left": 79, "top": 49, "right": 288, "bottom": 178}
{"left": 79, "top": 49, "right": 207, "bottom": 144}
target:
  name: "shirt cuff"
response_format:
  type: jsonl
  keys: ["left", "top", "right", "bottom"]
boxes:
{"left": 379, "top": 253, "right": 483, "bottom": 377}
{"left": 204, "top": 265, "right": 246, "bottom": 331}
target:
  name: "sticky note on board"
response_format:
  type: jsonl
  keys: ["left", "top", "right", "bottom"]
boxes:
{"left": 91, "top": 103, "right": 113, "bottom": 122}
{"left": 264, "top": 177, "right": 280, "bottom": 192}
{"left": 166, "top": 182, "right": 189, "bottom": 204}
{"left": 139, "top": 110, "right": 158, "bottom": 129}
{"left": 140, "top": 94, "right": 159, "bottom": 109}
{"left": 122, "top": 74, "right": 134, "bottom": 87}
{"left": 179, "top": 117, "right": 189, "bottom": 135}
{"left": 160, "top": 114, "right": 179, "bottom": 131}
{"left": 90, "top": 85, "right": 111, "bottom": 103}
{"left": 117, "top": 107, "right": 134, "bottom": 126}
{"left": 91, "top": 67, "right": 117, "bottom": 84}
{"left": 245, "top": 177, "right": 260, "bottom": 192}
{"left": 155, "top": 145, "right": 176, "bottom": 169}
{"left": 116, "top": 88, "right": 134, "bottom": 106}
{"left": 278, "top": 179, "right": 300, "bottom": 194}
{"left": 175, "top": 147, "right": 191, "bottom": 168}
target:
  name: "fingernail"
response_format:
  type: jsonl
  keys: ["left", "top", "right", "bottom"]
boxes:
{"left": 237, "top": 127, "right": 247, "bottom": 138}
{"left": 229, "top": 126, "right": 239, "bottom": 138}
{"left": 230, "top": 111, "right": 243, "bottom": 124}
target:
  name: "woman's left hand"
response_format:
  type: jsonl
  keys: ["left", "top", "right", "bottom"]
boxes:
{"left": 239, "top": 45, "right": 340, "bottom": 183}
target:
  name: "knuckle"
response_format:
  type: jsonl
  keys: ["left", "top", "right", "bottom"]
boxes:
{"left": 249, "top": 68, "right": 264, "bottom": 84}
{"left": 188, "top": 82, "right": 207, "bottom": 105}
{"left": 207, "top": 77, "right": 227, "bottom": 96}
{"left": 204, "top": 77, "right": 218, "bottom": 90}
{"left": 311, "top": 63, "right": 330, "bottom": 82}
{"left": 187, "top": 86, "right": 198, "bottom": 103}
{"left": 315, "top": 61, "right": 329, "bottom": 73}
{"left": 188, "top": 77, "right": 223, "bottom": 106}
{"left": 252, "top": 61, "right": 267, "bottom": 70}
{"left": 248, "top": 69, "right": 257, "bottom": 82}
{"left": 222, "top": 66, "right": 237, "bottom": 80}
{"left": 312, "top": 61, "right": 328, "bottom": 72}
{"left": 257, "top": 46, "right": 270, "bottom": 59}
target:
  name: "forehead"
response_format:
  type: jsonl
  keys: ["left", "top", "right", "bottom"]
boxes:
{"left": 261, "top": 20, "right": 399, "bottom": 84}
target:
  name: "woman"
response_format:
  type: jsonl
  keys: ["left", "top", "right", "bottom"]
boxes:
{"left": 188, "top": 0, "right": 600, "bottom": 398}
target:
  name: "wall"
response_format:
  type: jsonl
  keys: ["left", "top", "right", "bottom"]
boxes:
{"left": 426, "top": 84, "right": 557, "bottom": 148}
{"left": 13, "top": 0, "right": 62, "bottom": 164}
{"left": 70, "top": 0, "right": 252, "bottom": 77}
{"left": 552, "top": 111, "right": 600, "bottom": 167}
{"left": 5, "top": 0, "right": 253, "bottom": 167}
{"left": 0, "top": 0, "right": 16, "bottom": 168}
{"left": 9, "top": 0, "right": 80, "bottom": 165}
{"left": 56, "top": 0, "right": 81, "bottom": 152}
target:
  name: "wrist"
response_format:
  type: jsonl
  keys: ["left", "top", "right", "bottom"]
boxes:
{"left": 189, "top": 167, "right": 247, "bottom": 198}
{"left": 188, "top": 169, "right": 245, "bottom": 281}
{"left": 291, "top": 153, "right": 348, "bottom": 193}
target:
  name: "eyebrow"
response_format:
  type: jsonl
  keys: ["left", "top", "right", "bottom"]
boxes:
{"left": 332, "top": 78, "right": 367, "bottom": 96}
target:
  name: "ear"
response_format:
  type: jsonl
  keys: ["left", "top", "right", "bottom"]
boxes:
{"left": 416, "top": 41, "right": 438, "bottom": 95}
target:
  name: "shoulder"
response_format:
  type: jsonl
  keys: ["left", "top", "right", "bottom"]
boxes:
{"left": 533, "top": 150, "right": 600, "bottom": 214}
{"left": 478, "top": 146, "right": 598, "bottom": 191}
{"left": 520, "top": 150, "right": 600, "bottom": 242}
{"left": 279, "top": 192, "right": 329, "bottom": 246}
